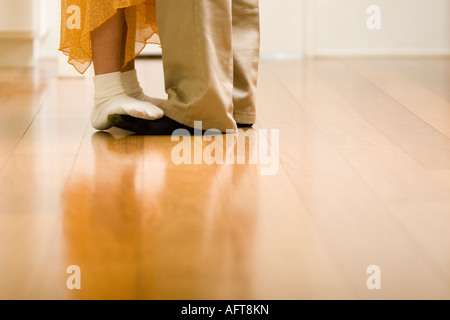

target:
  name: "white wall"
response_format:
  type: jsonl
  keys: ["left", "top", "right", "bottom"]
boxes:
{"left": 259, "top": 0, "right": 304, "bottom": 58}
{"left": 0, "top": 0, "right": 35, "bottom": 33}
{"left": 1, "top": 0, "right": 450, "bottom": 67}
{"left": 0, "top": 0, "right": 43, "bottom": 66}
{"left": 313, "top": 0, "right": 450, "bottom": 56}
{"left": 39, "top": 0, "right": 59, "bottom": 59}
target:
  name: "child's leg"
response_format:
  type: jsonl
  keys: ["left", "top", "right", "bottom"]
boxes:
{"left": 90, "top": 9, "right": 163, "bottom": 130}
{"left": 91, "top": 9, "right": 126, "bottom": 76}
{"left": 232, "top": 0, "right": 260, "bottom": 126}
{"left": 119, "top": 17, "right": 135, "bottom": 74}
{"left": 119, "top": 16, "right": 164, "bottom": 107}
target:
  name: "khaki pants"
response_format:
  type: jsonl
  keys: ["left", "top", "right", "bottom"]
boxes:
{"left": 156, "top": 0, "right": 260, "bottom": 132}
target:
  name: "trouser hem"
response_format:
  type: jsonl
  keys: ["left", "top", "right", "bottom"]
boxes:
{"left": 159, "top": 102, "right": 238, "bottom": 133}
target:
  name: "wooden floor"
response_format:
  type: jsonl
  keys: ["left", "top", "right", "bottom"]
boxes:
{"left": 0, "top": 58, "right": 449, "bottom": 299}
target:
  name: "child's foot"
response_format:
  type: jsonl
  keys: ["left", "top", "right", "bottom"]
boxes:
{"left": 92, "top": 94, "right": 164, "bottom": 130}
{"left": 128, "top": 90, "right": 165, "bottom": 108}
{"left": 93, "top": 71, "right": 164, "bottom": 130}
{"left": 121, "top": 69, "right": 165, "bottom": 107}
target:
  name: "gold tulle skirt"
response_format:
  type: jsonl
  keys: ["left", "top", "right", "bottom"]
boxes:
{"left": 59, "top": 0, "right": 159, "bottom": 74}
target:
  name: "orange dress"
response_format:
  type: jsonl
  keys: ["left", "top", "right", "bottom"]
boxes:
{"left": 59, "top": 0, "right": 159, "bottom": 74}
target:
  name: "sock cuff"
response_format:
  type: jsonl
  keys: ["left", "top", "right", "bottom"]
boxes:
{"left": 121, "top": 69, "right": 143, "bottom": 95}
{"left": 94, "top": 71, "right": 126, "bottom": 99}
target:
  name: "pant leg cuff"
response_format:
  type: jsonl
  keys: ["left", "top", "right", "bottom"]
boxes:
{"left": 233, "top": 112, "right": 256, "bottom": 125}
{"left": 159, "top": 103, "right": 238, "bottom": 133}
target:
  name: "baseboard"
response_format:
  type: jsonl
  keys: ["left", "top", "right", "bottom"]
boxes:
{"left": 260, "top": 53, "right": 305, "bottom": 60}
{"left": 0, "top": 38, "right": 37, "bottom": 66}
{"left": 315, "top": 48, "right": 450, "bottom": 58}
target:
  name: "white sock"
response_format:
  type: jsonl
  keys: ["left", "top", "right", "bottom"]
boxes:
{"left": 121, "top": 69, "right": 164, "bottom": 107}
{"left": 92, "top": 72, "right": 164, "bottom": 130}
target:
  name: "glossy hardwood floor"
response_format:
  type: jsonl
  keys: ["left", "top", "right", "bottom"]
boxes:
{"left": 0, "top": 57, "right": 449, "bottom": 299}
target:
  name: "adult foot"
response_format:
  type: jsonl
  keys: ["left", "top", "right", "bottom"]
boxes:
{"left": 108, "top": 114, "right": 204, "bottom": 135}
